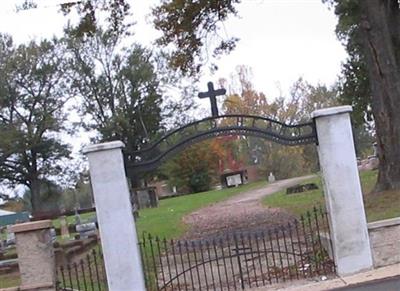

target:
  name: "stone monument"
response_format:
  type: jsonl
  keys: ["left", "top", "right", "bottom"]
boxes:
{"left": 59, "top": 215, "right": 70, "bottom": 240}
{"left": 268, "top": 172, "right": 276, "bottom": 183}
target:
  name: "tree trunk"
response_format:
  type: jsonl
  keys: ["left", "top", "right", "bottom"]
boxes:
{"left": 359, "top": 0, "right": 400, "bottom": 191}
{"left": 30, "top": 179, "right": 42, "bottom": 216}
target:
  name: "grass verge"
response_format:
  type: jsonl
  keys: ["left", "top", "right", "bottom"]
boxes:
{"left": 262, "top": 170, "right": 400, "bottom": 222}
{"left": 48, "top": 181, "right": 267, "bottom": 240}
{"left": 0, "top": 273, "right": 20, "bottom": 289}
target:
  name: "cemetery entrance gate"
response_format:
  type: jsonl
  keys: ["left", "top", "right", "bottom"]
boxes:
{"left": 125, "top": 82, "right": 331, "bottom": 290}
{"left": 83, "top": 82, "right": 373, "bottom": 291}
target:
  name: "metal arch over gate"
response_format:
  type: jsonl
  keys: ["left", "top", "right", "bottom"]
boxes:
{"left": 124, "top": 82, "right": 318, "bottom": 174}
{"left": 124, "top": 115, "right": 317, "bottom": 174}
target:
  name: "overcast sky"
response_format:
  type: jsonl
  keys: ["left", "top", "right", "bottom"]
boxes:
{"left": 0, "top": 0, "right": 347, "bottom": 98}
{"left": 0, "top": 0, "right": 347, "bottom": 197}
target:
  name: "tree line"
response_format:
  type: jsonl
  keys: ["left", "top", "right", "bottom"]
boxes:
{"left": 1, "top": 0, "right": 397, "bottom": 215}
{"left": 163, "top": 66, "right": 375, "bottom": 194}
{"left": 0, "top": 18, "right": 191, "bottom": 214}
{"left": 153, "top": 0, "right": 399, "bottom": 192}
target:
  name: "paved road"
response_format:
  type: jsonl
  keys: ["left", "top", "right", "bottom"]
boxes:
{"left": 331, "top": 276, "right": 400, "bottom": 291}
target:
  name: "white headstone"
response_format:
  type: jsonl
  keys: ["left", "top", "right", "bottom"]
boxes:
{"left": 59, "top": 215, "right": 70, "bottom": 240}
{"left": 226, "top": 174, "right": 242, "bottom": 186}
{"left": 372, "top": 142, "right": 378, "bottom": 157}
{"left": 268, "top": 172, "right": 276, "bottom": 183}
{"left": 6, "top": 225, "right": 15, "bottom": 245}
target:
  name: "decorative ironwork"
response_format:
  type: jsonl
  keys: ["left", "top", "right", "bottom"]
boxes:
{"left": 125, "top": 114, "right": 317, "bottom": 174}
{"left": 57, "top": 249, "right": 108, "bottom": 291}
{"left": 140, "top": 207, "right": 335, "bottom": 291}
{"left": 198, "top": 81, "right": 226, "bottom": 117}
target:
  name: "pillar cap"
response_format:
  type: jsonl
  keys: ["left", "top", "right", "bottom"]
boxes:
{"left": 311, "top": 105, "right": 352, "bottom": 118}
{"left": 83, "top": 141, "right": 125, "bottom": 155}
{"left": 11, "top": 220, "right": 52, "bottom": 233}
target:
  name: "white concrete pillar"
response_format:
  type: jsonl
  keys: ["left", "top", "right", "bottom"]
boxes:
{"left": 312, "top": 106, "right": 373, "bottom": 276}
{"left": 83, "top": 141, "right": 146, "bottom": 291}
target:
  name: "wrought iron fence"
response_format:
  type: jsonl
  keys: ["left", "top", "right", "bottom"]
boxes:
{"left": 56, "top": 249, "right": 108, "bottom": 291}
{"left": 140, "top": 207, "right": 335, "bottom": 290}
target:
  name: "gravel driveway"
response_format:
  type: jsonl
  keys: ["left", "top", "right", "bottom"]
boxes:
{"left": 182, "top": 175, "right": 316, "bottom": 240}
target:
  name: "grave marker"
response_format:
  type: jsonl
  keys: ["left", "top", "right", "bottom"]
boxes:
{"left": 59, "top": 215, "right": 70, "bottom": 240}
{"left": 76, "top": 222, "right": 97, "bottom": 239}
{"left": 268, "top": 172, "right": 276, "bottom": 183}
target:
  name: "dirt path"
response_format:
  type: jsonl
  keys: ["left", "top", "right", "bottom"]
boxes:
{"left": 182, "top": 175, "right": 315, "bottom": 240}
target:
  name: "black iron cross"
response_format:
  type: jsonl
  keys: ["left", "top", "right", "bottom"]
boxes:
{"left": 198, "top": 81, "right": 226, "bottom": 117}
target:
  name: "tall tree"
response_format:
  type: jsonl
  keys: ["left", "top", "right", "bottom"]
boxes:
{"left": 326, "top": 0, "right": 400, "bottom": 191}
{"left": 162, "top": 140, "right": 222, "bottom": 193}
{"left": 222, "top": 66, "right": 269, "bottom": 116}
{"left": 67, "top": 27, "right": 164, "bottom": 152}
{"left": 153, "top": 0, "right": 240, "bottom": 77}
{"left": 152, "top": 0, "right": 399, "bottom": 191}
{"left": 14, "top": 0, "right": 131, "bottom": 39}
{"left": 20, "top": 1, "right": 398, "bottom": 189}
{"left": 0, "top": 35, "right": 71, "bottom": 215}
{"left": 222, "top": 72, "right": 339, "bottom": 178}
{"left": 20, "top": 0, "right": 237, "bottom": 77}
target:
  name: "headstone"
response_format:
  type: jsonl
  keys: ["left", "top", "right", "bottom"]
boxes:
{"left": 74, "top": 209, "right": 82, "bottom": 225}
{"left": 50, "top": 228, "right": 57, "bottom": 242}
{"left": 226, "top": 173, "right": 242, "bottom": 187}
{"left": 0, "top": 226, "right": 5, "bottom": 250}
{"left": 268, "top": 172, "right": 276, "bottom": 183}
{"left": 135, "top": 187, "right": 159, "bottom": 208}
{"left": 6, "top": 225, "right": 15, "bottom": 246}
{"left": 372, "top": 142, "right": 378, "bottom": 157}
{"left": 76, "top": 222, "right": 97, "bottom": 239}
{"left": 172, "top": 186, "right": 177, "bottom": 194}
{"left": 88, "top": 214, "right": 97, "bottom": 224}
{"left": 214, "top": 185, "right": 222, "bottom": 190}
{"left": 221, "top": 170, "right": 244, "bottom": 188}
{"left": 59, "top": 215, "right": 70, "bottom": 240}
{"left": 286, "top": 183, "right": 318, "bottom": 195}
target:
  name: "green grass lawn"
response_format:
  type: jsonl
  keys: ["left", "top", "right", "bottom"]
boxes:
{"left": 48, "top": 181, "right": 267, "bottom": 240}
{"left": 0, "top": 273, "right": 20, "bottom": 289}
{"left": 136, "top": 181, "right": 267, "bottom": 239}
{"left": 262, "top": 170, "right": 400, "bottom": 222}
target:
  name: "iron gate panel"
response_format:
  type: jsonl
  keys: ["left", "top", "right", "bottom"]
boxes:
{"left": 140, "top": 207, "right": 335, "bottom": 291}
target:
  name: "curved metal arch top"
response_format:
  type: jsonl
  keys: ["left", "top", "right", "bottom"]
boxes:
{"left": 124, "top": 114, "right": 317, "bottom": 174}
